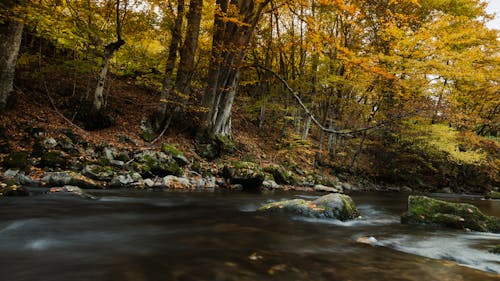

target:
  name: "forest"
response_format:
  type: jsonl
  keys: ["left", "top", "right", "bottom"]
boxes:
{"left": 1, "top": 0, "right": 498, "bottom": 192}
{"left": 0, "top": 0, "right": 500, "bottom": 280}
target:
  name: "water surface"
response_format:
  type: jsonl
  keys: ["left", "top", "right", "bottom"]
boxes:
{"left": 0, "top": 190, "right": 498, "bottom": 280}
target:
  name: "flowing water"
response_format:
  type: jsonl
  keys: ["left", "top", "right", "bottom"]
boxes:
{"left": 0, "top": 190, "right": 499, "bottom": 281}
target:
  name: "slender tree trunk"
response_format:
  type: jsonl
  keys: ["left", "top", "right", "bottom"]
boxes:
{"left": 0, "top": 20, "right": 24, "bottom": 111}
{"left": 91, "top": 0, "right": 126, "bottom": 114}
{"left": 153, "top": 0, "right": 185, "bottom": 131}
{"left": 91, "top": 39, "right": 125, "bottom": 113}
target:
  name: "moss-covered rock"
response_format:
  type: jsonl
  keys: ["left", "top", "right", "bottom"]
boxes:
{"left": 485, "top": 191, "right": 500, "bottom": 200}
{"left": 40, "top": 150, "right": 69, "bottom": 168}
{"left": 161, "top": 144, "right": 189, "bottom": 166}
{"left": 82, "top": 164, "right": 115, "bottom": 181}
{"left": 263, "top": 165, "right": 297, "bottom": 185}
{"left": 222, "top": 161, "right": 265, "bottom": 190}
{"left": 258, "top": 193, "right": 359, "bottom": 221}
{"left": 3, "top": 151, "right": 29, "bottom": 169}
{"left": 133, "top": 150, "right": 182, "bottom": 177}
{"left": 401, "top": 195, "right": 500, "bottom": 232}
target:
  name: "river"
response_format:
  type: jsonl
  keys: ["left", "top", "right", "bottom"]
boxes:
{"left": 0, "top": 190, "right": 499, "bottom": 280}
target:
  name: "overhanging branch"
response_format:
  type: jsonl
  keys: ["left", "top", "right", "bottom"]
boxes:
{"left": 253, "top": 64, "right": 384, "bottom": 136}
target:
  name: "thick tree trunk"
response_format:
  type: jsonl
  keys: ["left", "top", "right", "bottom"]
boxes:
{"left": 153, "top": 0, "right": 185, "bottom": 131}
{"left": 0, "top": 20, "right": 24, "bottom": 111}
{"left": 203, "top": 0, "right": 270, "bottom": 138}
{"left": 174, "top": 0, "right": 203, "bottom": 96}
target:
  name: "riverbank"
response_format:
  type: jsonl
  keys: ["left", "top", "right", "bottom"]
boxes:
{"left": 0, "top": 128, "right": 493, "bottom": 197}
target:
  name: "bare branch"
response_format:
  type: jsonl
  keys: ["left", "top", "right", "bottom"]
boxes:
{"left": 252, "top": 64, "right": 384, "bottom": 136}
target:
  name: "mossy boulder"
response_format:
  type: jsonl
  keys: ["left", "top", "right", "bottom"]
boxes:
{"left": 485, "top": 191, "right": 500, "bottom": 200}
{"left": 3, "top": 151, "right": 30, "bottom": 169}
{"left": 133, "top": 150, "right": 182, "bottom": 177}
{"left": 401, "top": 195, "right": 500, "bottom": 232}
{"left": 263, "top": 165, "right": 297, "bottom": 185}
{"left": 222, "top": 161, "right": 265, "bottom": 190}
{"left": 82, "top": 164, "right": 115, "bottom": 181}
{"left": 40, "top": 150, "right": 69, "bottom": 168}
{"left": 258, "top": 193, "right": 359, "bottom": 221}
{"left": 161, "top": 144, "right": 189, "bottom": 166}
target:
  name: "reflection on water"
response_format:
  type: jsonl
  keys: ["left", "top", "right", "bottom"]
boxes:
{"left": 0, "top": 191, "right": 498, "bottom": 281}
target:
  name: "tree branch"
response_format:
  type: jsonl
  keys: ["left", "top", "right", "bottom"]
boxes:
{"left": 253, "top": 64, "right": 384, "bottom": 136}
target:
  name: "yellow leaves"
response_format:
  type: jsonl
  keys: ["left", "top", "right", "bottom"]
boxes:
{"left": 408, "top": 123, "right": 487, "bottom": 164}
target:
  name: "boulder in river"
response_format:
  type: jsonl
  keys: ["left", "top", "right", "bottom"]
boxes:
{"left": 258, "top": 193, "right": 359, "bottom": 221}
{"left": 401, "top": 195, "right": 500, "bottom": 232}
{"left": 485, "top": 191, "right": 500, "bottom": 200}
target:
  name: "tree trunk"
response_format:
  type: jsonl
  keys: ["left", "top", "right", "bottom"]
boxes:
{"left": 174, "top": 0, "right": 203, "bottom": 97}
{"left": 91, "top": 39, "right": 125, "bottom": 113}
{"left": 203, "top": 0, "right": 270, "bottom": 138}
{"left": 0, "top": 20, "right": 24, "bottom": 111}
{"left": 153, "top": 0, "right": 185, "bottom": 131}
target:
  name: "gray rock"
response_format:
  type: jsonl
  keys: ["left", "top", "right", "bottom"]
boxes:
{"left": 4, "top": 169, "right": 19, "bottom": 178}
{"left": 258, "top": 193, "right": 359, "bottom": 221}
{"left": 111, "top": 174, "right": 133, "bottom": 187}
{"left": 42, "top": 171, "right": 99, "bottom": 189}
{"left": 103, "top": 147, "right": 115, "bottom": 161}
{"left": 314, "top": 184, "right": 342, "bottom": 193}
{"left": 262, "top": 180, "right": 280, "bottom": 190}
{"left": 143, "top": 178, "right": 155, "bottom": 188}
{"left": 43, "top": 138, "right": 58, "bottom": 149}
{"left": 109, "top": 159, "right": 125, "bottom": 167}
{"left": 16, "top": 173, "right": 39, "bottom": 187}
{"left": 341, "top": 182, "right": 352, "bottom": 192}
{"left": 163, "top": 175, "right": 191, "bottom": 189}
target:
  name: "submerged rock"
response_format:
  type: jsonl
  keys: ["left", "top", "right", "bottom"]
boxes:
{"left": 258, "top": 193, "right": 359, "bottom": 221}
{"left": 401, "top": 195, "right": 500, "bottom": 232}
{"left": 49, "top": 185, "right": 97, "bottom": 199}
